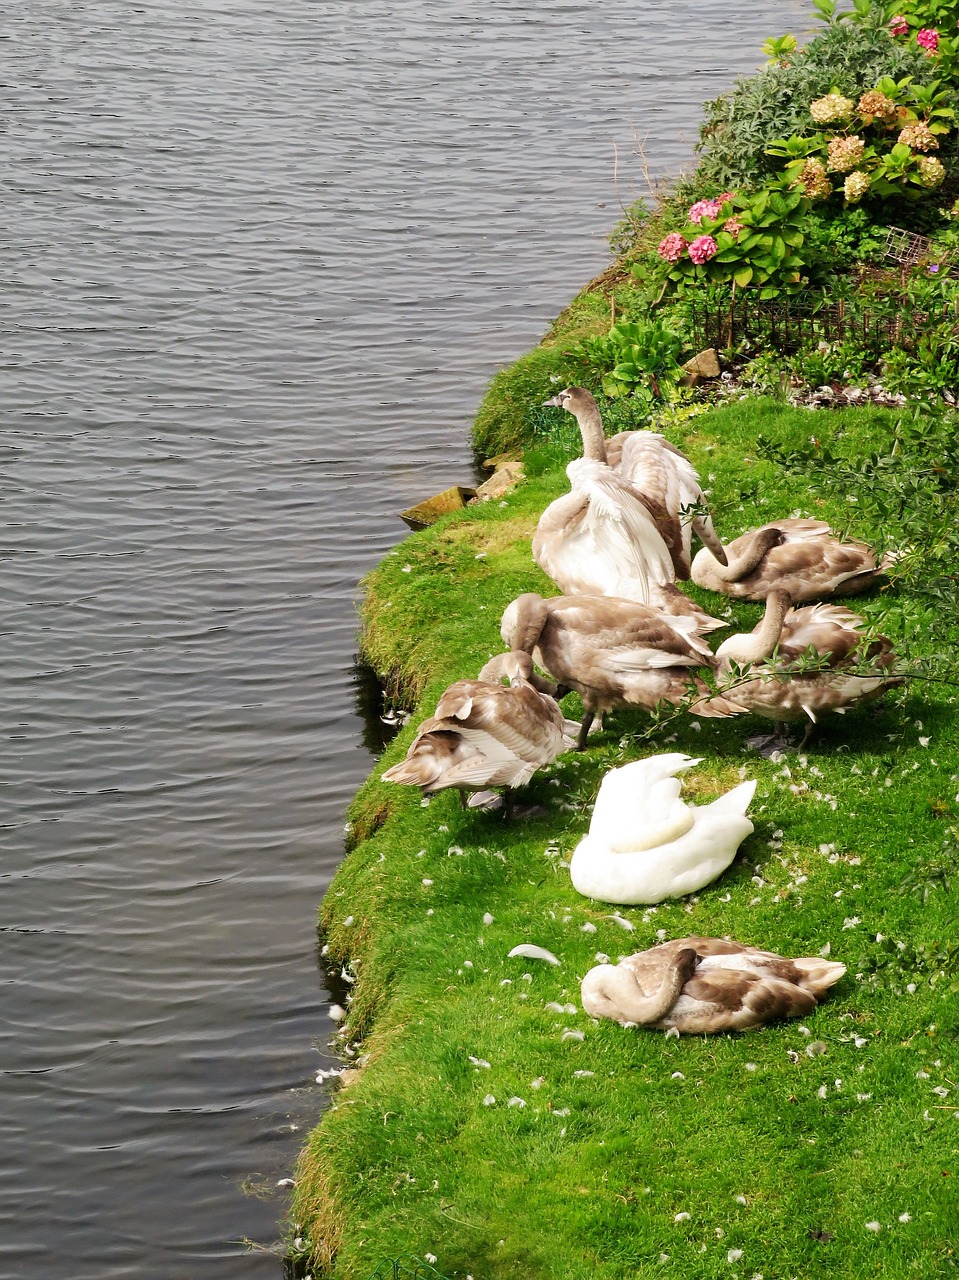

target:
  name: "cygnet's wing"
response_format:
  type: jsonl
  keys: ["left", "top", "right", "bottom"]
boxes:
{"left": 547, "top": 595, "right": 712, "bottom": 663}
{"left": 776, "top": 604, "right": 865, "bottom": 666}
{"left": 764, "top": 521, "right": 880, "bottom": 592}
{"left": 566, "top": 460, "right": 678, "bottom": 598}
{"left": 664, "top": 970, "right": 819, "bottom": 1031}
{"left": 617, "top": 432, "right": 721, "bottom": 574}
{"left": 450, "top": 682, "right": 566, "bottom": 767}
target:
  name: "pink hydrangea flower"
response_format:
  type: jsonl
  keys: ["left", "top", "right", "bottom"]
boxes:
{"left": 889, "top": 14, "right": 908, "bottom": 36}
{"left": 688, "top": 197, "right": 731, "bottom": 225}
{"left": 916, "top": 27, "right": 939, "bottom": 52}
{"left": 657, "top": 232, "right": 687, "bottom": 263}
{"left": 724, "top": 217, "right": 744, "bottom": 239}
{"left": 688, "top": 235, "right": 718, "bottom": 265}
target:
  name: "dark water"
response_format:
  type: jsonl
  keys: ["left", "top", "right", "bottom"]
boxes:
{"left": 0, "top": 2, "right": 807, "bottom": 1275}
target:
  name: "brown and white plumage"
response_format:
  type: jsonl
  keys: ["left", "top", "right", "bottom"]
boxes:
{"left": 532, "top": 456, "right": 679, "bottom": 603}
{"left": 708, "top": 591, "right": 903, "bottom": 744}
{"left": 581, "top": 935, "right": 846, "bottom": 1033}
{"left": 691, "top": 518, "right": 887, "bottom": 602}
{"left": 545, "top": 386, "right": 727, "bottom": 572}
{"left": 606, "top": 424, "right": 728, "bottom": 575}
{"left": 501, "top": 591, "right": 742, "bottom": 749}
{"left": 381, "top": 651, "right": 571, "bottom": 806}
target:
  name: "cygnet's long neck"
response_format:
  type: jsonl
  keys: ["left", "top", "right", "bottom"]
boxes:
{"left": 710, "top": 525, "right": 783, "bottom": 583}
{"left": 573, "top": 403, "right": 608, "bottom": 463}
{"left": 715, "top": 589, "right": 790, "bottom": 666}
{"left": 584, "top": 947, "right": 698, "bottom": 1025}
{"left": 501, "top": 593, "right": 548, "bottom": 655}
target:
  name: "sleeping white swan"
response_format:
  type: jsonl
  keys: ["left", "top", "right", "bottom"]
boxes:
{"left": 581, "top": 936, "right": 846, "bottom": 1032}
{"left": 568, "top": 754, "right": 756, "bottom": 905}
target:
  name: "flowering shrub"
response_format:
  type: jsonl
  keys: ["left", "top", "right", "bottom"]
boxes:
{"left": 648, "top": 187, "right": 809, "bottom": 299}
{"left": 766, "top": 74, "right": 954, "bottom": 205}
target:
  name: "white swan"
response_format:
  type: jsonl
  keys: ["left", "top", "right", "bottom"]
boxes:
{"left": 381, "top": 652, "right": 572, "bottom": 814}
{"left": 568, "top": 754, "right": 756, "bottom": 905}
{"left": 580, "top": 935, "right": 846, "bottom": 1032}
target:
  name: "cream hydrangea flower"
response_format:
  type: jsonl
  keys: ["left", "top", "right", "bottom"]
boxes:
{"left": 795, "top": 157, "right": 833, "bottom": 201}
{"left": 843, "top": 171, "right": 871, "bottom": 203}
{"left": 898, "top": 122, "right": 939, "bottom": 152}
{"left": 827, "top": 135, "right": 865, "bottom": 172}
{"left": 858, "top": 90, "right": 899, "bottom": 123}
{"left": 810, "top": 93, "right": 855, "bottom": 125}
{"left": 916, "top": 155, "right": 946, "bottom": 188}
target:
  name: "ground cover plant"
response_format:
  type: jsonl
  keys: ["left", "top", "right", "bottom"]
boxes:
{"left": 291, "top": 396, "right": 959, "bottom": 1279}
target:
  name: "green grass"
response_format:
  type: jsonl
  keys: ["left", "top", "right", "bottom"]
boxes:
{"left": 292, "top": 396, "right": 959, "bottom": 1279}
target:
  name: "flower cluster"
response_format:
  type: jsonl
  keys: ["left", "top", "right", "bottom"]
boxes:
{"left": 687, "top": 192, "right": 735, "bottom": 224}
{"left": 657, "top": 232, "right": 687, "bottom": 263}
{"left": 843, "top": 171, "right": 871, "bottom": 204}
{"left": 687, "top": 234, "right": 718, "bottom": 265}
{"left": 795, "top": 156, "right": 833, "bottom": 201}
{"left": 916, "top": 154, "right": 946, "bottom": 187}
{"left": 857, "top": 90, "right": 899, "bottom": 124}
{"left": 827, "top": 135, "right": 865, "bottom": 172}
{"left": 724, "top": 217, "right": 744, "bottom": 239}
{"left": 916, "top": 27, "right": 939, "bottom": 54}
{"left": 889, "top": 14, "right": 909, "bottom": 36}
{"left": 898, "top": 122, "right": 938, "bottom": 151}
{"left": 810, "top": 93, "right": 854, "bottom": 125}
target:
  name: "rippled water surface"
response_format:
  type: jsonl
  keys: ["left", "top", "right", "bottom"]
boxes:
{"left": 2, "top": 1, "right": 806, "bottom": 1275}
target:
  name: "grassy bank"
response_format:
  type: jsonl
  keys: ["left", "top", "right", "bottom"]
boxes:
{"left": 290, "top": 3, "right": 959, "bottom": 1271}
{"left": 291, "top": 393, "right": 959, "bottom": 1279}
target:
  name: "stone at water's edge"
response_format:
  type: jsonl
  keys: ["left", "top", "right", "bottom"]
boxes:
{"left": 400, "top": 485, "right": 477, "bottom": 530}
{"left": 473, "top": 460, "right": 525, "bottom": 501}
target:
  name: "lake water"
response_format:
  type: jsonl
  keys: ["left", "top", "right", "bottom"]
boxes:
{"left": 1, "top": 2, "right": 807, "bottom": 1275}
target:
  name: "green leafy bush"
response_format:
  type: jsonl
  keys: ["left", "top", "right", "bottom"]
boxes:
{"left": 571, "top": 318, "right": 684, "bottom": 400}
{"left": 696, "top": 17, "right": 936, "bottom": 188}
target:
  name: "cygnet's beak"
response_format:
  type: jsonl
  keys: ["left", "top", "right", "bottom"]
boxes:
{"left": 541, "top": 393, "right": 565, "bottom": 407}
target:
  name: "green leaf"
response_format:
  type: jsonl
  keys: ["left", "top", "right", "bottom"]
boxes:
{"left": 733, "top": 266, "right": 754, "bottom": 287}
